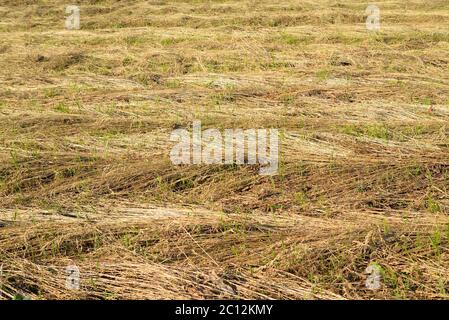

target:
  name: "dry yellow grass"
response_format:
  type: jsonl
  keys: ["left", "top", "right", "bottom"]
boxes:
{"left": 0, "top": 0, "right": 448, "bottom": 299}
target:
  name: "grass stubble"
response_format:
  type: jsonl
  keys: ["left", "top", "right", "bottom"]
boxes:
{"left": 0, "top": 0, "right": 448, "bottom": 299}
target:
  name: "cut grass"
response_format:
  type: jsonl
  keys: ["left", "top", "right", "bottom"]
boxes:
{"left": 0, "top": 0, "right": 448, "bottom": 300}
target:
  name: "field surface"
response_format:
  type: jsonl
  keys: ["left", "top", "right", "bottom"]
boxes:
{"left": 0, "top": 0, "right": 448, "bottom": 299}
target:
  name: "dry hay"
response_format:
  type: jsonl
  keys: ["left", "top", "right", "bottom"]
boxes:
{"left": 0, "top": 0, "right": 448, "bottom": 300}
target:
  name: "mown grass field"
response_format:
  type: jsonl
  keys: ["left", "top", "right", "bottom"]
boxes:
{"left": 0, "top": 0, "right": 448, "bottom": 299}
